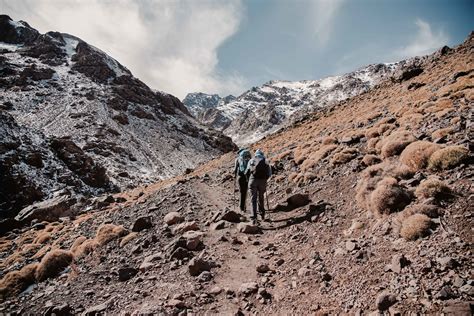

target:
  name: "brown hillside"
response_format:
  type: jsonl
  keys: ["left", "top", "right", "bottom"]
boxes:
{"left": 0, "top": 33, "right": 473, "bottom": 314}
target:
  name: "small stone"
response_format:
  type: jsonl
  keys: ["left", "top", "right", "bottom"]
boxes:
{"left": 452, "top": 275, "right": 465, "bottom": 288}
{"left": 376, "top": 292, "right": 397, "bottom": 311}
{"left": 256, "top": 264, "right": 270, "bottom": 274}
{"left": 164, "top": 212, "right": 184, "bottom": 225}
{"left": 131, "top": 216, "right": 153, "bottom": 232}
{"left": 237, "top": 222, "right": 261, "bottom": 234}
{"left": 83, "top": 299, "right": 112, "bottom": 315}
{"left": 220, "top": 210, "right": 242, "bottom": 223}
{"left": 210, "top": 220, "right": 226, "bottom": 231}
{"left": 172, "top": 221, "right": 199, "bottom": 235}
{"left": 167, "top": 299, "right": 186, "bottom": 309}
{"left": 182, "top": 230, "right": 203, "bottom": 250}
{"left": 197, "top": 271, "right": 213, "bottom": 282}
{"left": 298, "top": 267, "right": 310, "bottom": 277}
{"left": 188, "top": 257, "right": 211, "bottom": 276}
{"left": 437, "top": 286, "right": 455, "bottom": 300}
{"left": 275, "top": 258, "right": 285, "bottom": 266}
{"left": 345, "top": 240, "right": 357, "bottom": 251}
{"left": 139, "top": 262, "right": 154, "bottom": 272}
{"left": 118, "top": 267, "right": 138, "bottom": 282}
{"left": 437, "top": 257, "right": 458, "bottom": 270}
{"left": 239, "top": 282, "right": 258, "bottom": 296}
{"left": 209, "top": 286, "right": 222, "bottom": 295}
{"left": 390, "top": 254, "right": 410, "bottom": 274}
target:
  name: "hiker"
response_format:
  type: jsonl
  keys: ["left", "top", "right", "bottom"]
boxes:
{"left": 234, "top": 149, "right": 251, "bottom": 213}
{"left": 246, "top": 149, "right": 272, "bottom": 224}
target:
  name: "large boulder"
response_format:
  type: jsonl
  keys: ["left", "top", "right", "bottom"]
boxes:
{"left": 15, "top": 194, "right": 76, "bottom": 223}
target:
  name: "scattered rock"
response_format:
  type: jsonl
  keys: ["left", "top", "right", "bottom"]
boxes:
{"left": 437, "top": 286, "right": 455, "bottom": 300}
{"left": 437, "top": 256, "right": 458, "bottom": 270}
{"left": 237, "top": 222, "right": 261, "bottom": 234}
{"left": 256, "top": 264, "right": 270, "bottom": 274}
{"left": 131, "top": 216, "right": 153, "bottom": 232}
{"left": 442, "top": 301, "right": 474, "bottom": 315}
{"left": 220, "top": 210, "right": 242, "bottom": 223}
{"left": 239, "top": 282, "right": 258, "bottom": 296}
{"left": 164, "top": 212, "right": 184, "bottom": 225}
{"left": 82, "top": 299, "right": 112, "bottom": 315}
{"left": 118, "top": 267, "right": 138, "bottom": 282}
{"left": 345, "top": 240, "right": 357, "bottom": 251}
{"left": 172, "top": 221, "right": 199, "bottom": 235}
{"left": 182, "top": 230, "right": 203, "bottom": 250}
{"left": 210, "top": 220, "right": 226, "bottom": 231}
{"left": 15, "top": 194, "right": 76, "bottom": 223}
{"left": 390, "top": 254, "right": 410, "bottom": 274}
{"left": 376, "top": 292, "right": 397, "bottom": 311}
{"left": 170, "top": 247, "right": 192, "bottom": 260}
{"left": 286, "top": 193, "right": 311, "bottom": 207}
{"left": 188, "top": 257, "right": 211, "bottom": 276}
{"left": 197, "top": 271, "right": 213, "bottom": 282}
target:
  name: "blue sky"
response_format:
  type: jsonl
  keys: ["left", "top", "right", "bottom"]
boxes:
{"left": 2, "top": 0, "right": 473, "bottom": 98}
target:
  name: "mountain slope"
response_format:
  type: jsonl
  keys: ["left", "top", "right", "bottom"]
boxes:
{"left": 0, "top": 15, "right": 235, "bottom": 217}
{"left": 184, "top": 63, "right": 397, "bottom": 144}
{"left": 1, "top": 31, "right": 472, "bottom": 314}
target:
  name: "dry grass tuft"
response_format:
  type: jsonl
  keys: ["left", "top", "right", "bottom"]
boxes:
{"left": 431, "top": 127, "right": 454, "bottom": 140}
{"left": 380, "top": 130, "right": 417, "bottom": 158}
{"left": 404, "top": 204, "right": 440, "bottom": 218}
{"left": 70, "top": 236, "right": 87, "bottom": 254}
{"left": 300, "top": 144, "right": 338, "bottom": 172}
{"left": 0, "top": 263, "right": 38, "bottom": 299}
{"left": 415, "top": 177, "right": 452, "bottom": 200}
{"left": 361, "top": 154, "right": 381, "bottom": 166}
{"left": 120, "top": 232, "right": 138, "bottom": 247}
{"left": 331, "top": 148, "right": 358, "bottom": 165}
{"left": 400, "top": 214, "right": 432, "bottom": 241}
{"left": 370, "top": 177, "right": 411, "bottom": 215}
{"left": 428, "top": 145, "right": 469, "bottom": 170}
{"left": 322, "top": 136, "right": 338, "bottom": 145}
{"left": 95, "top": 224, "right": 128, "bottom": 246}
{"left": 33, "top": 232, "right": 51, "bottom": 244}
{"left": 35, "top": 249, "right": 73, "bottom": 282}
{"left": 72, "top": 239, "right": 97, "bottom": 259}
{"left": 399, "top": 141, "right": 441, "bottom": 171}
{"left": 367, "top": 137, "right": 380, "bottom": 152}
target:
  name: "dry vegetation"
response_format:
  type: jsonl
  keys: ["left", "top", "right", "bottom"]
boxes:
{"left": 400, "top": 214, "right": 432, "bottom": 241}
{"left": 380, "top": 130, "right": 416, "bottom": 158}
{"left": 369, "top": 177, "right": 411, "bottom": 215}
{"left": 428, "top": 145, "right": 469, "bottom": 170}
{"left": 35, "top": 249, "right": 73, "bottom": 282}
{"left": 399, "top": 141, "right": 441, "bottom": 171}
{"left": 415, "top": 177, "right": 452, "bottom": 200}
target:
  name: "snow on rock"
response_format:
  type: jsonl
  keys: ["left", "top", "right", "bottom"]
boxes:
{"left": 183, "top": 63, "right": 398, "bottom": 145}
{"left": 0, "top": 15, "right": 236, "bottom": 218}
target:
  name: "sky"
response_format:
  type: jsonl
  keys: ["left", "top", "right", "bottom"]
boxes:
{"left": 1, "top": 0, "right": 473, "bottom": 99}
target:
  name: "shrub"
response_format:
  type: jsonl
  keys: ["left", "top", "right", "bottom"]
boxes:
{"left": 33, "top": 232, "right": 51, "bottom": 244}
{"left": 365, "top": 127, "right": 380, "bottom": 139}
{"left": 380, "top": 130, "right": 416, "bottom": 158}
{"left": 367, "top": 137, "right": 380, "bottom": 152}
{"left": 120, "top": 232, "right": 138, "bottom": 247}
{"left": 70, "top": 236, "right": 87, "bottom": 254}
{"left": 369, "top": 177, "right": 411, "bottom": 215}
{"left": 431, "top": 127, "right": 454, "bottom": 140}
{"left": 95, "top": 224, "right": 128, "bottom": 246}
{"left": 399, "top": 141, "right": 441, "bottom": 171}
{"left": 400, "top": 214, "right": 432, "bottom": 240}
{"left": 72, "top": 239, "right": 97, "bottom": 259}
{"left": 361, "top": 154, "right": 381, "bottom": 166}
{"left": 428, "top": 145, "right": 469, "bottom": 170}
{"left": 322, "top": 136, "right": 338, "bottom": 145}
{"left": 415, "top": 177, "right": 452, "bottom": 200}
{"left": 0, "top": 263, "right": 38, "bottom": 299}
{"left": 301, "top": 145, "right": 338, "bottom": 171}
{"left": 35, "top": 250, "right": 73, "bottom": 282}
{"left": 331, "top": 148, "right": 358, "bottom": 165}
{"left": 404, "top": 204, "right": 440, "bottom": 218}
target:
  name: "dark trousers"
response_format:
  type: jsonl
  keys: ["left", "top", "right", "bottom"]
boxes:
{"left": 237, "top": 175, "right": 248, "bottom": 212}
{"left": 250, "top": 178, "right": 266, "bottom": 220}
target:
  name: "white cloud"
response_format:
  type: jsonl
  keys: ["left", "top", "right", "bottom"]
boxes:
{"left": 1, "top": 0, "right": 246, "bottom": 98}
{"left": 397, "top": 19, "right": 449, "bottom": 58}
{"left": 312, "top": 0, "right": 346, "bottom": 45}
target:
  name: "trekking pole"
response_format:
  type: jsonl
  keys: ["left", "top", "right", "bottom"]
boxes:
{"left": 233, "top": 176, "right": 237, "bottom": 211}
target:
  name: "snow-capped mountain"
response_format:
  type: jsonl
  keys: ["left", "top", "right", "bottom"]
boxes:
{"left": 183, "top": 63, "right": 398, "bottom": 144}
{"left": 0, "top": 15, "right": 235, "bottom": 216}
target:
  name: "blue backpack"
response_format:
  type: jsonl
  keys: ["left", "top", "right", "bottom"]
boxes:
{"left": 238, "top": 150, "right": 251, "bottom": 175}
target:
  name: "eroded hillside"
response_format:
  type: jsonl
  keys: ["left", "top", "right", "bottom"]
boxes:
{"left": 0, "top": 32, "right": 472, "bottom": 315}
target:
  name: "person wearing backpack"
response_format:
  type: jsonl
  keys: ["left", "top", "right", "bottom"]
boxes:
{"left": 245, "top": 149, "right": 272, "bottom": 224}
{"left": 234, "top": 149, "right": 252, "bottom": 213}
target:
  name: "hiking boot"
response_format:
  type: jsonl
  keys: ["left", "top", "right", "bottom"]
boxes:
{"left": 259, "top": 210, "right": 266, "bottom": 220}
{"left": 252, "top": 218, "right": 258, "bottom": 225}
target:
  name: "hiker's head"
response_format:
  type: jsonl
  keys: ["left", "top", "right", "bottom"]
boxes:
{"left": 255, "top": 149, "right": 265, "bottom": 158}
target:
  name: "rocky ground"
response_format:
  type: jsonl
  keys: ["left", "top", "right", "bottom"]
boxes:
{"left": 0, "top": 26, "right": 473, "bottom": 316}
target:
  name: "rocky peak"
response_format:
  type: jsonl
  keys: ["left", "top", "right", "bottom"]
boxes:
{"left": 0, "top": 15, "right": 39, "bottom": 45}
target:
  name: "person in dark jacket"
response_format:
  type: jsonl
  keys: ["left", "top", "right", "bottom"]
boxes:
{"left": 245, "top": 149, "right": 272, "bottom": 224}
{"left": 234, "top": 149, "right": 251, "bottom": 212}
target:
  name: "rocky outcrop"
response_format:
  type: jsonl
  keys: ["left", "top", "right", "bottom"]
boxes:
{"left": 0, "top": 15, "right": 236, "bottom": 196}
